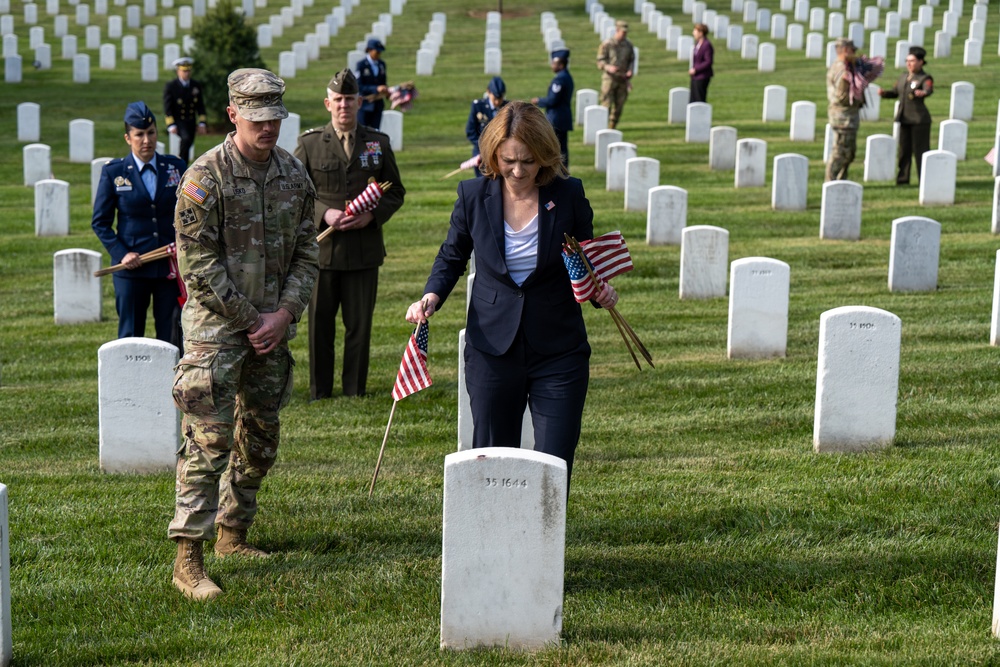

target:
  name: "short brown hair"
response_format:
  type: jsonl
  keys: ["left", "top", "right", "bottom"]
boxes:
{"left": 477, "top": 101, "right": 568, "bottom": 186}
{"left": 694, "top": 23, "right": 709, "bottom": 35}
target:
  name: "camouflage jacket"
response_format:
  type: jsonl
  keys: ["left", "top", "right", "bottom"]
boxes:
{"left": 597, "top": 37, "right": 635, "bottom": 82}
{"left": 826, "top": 60, "right": 863, "bottom": 129}
{"left": 174, "top": 132, "right": 319, "bottom": 345}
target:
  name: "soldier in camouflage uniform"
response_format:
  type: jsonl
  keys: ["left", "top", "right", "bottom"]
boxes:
{"left": 826, "top": 38, "right": 865, "bottom": 181}
{"left": 168, "top": 68, "right": 319, "bottom": 601}
{"left": 597, "top": 20, "right": 634, "bottom": 129}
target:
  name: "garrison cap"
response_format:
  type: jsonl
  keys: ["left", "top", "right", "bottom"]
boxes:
{"left": 615, "top": 20, "right": 629, "bottom": 29}
{"left": 124, "top": 101, "right": 156, "bottom": 129}
{"left": 228, "top": 68, "right": 288, "bottom": 121}
{"left": 172, "top": 56, "right": 194, "bottom": 70}
{"left": 487, "top": 76, "right": 506, "bottom": 97}
{"left": 328, "top": 68, "right": 359, "bottom": 95}
{"left": 366, "top": 38, "right": 385, "bottom": 52}
{"left": 908, "top": 45, "right": 927, "bottom": 61}
{"left": 551, "top": 48, "right": 570, "bottom": 62}
{"left": 834, "top": 37, "right": 855, "bottom": 50}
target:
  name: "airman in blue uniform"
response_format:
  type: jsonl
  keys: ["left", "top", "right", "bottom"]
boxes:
{"left": 92, "top": 102, "right": 186, "bottom": 344}
{"left": 465, "top": 76, "right": 507, "bottom": 177}
{"left": 355, "top": 38, "right": 388, "bottom": 129}
{"left": 532, "top": 49, "right": 574, "bottom": 168}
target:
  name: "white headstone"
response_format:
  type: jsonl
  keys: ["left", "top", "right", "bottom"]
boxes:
{"left": 594, "top": 128, "right": 622, "bottom": 172}
{"left": 278, "top": 51, "right": 295, "bottom": 78}
{"left": 963, "top": 38, "right": 982, "bottom": 65}
{"left": 863, "top": 134, "right": 896, "bottom": 181}
{"left": 68, "top": 118, "right": 93, "bottom": 162}
{"left": 606, "top": 142, "right": 637, "bottom": 191}
{"left": 787, "top": 22, "right": 804, "bottom": 48}
{"left": 772, "top": 153, "right": 809, "bottom": 210}
{"left": 0, "top": 483, "right": 9, "bottom": 667}
{"left": 889, "top": 215, "right": 940, "bottom": 291}
{"left": 17, "top": 102, "right": 40, "bottom": 142}
{"left": 98, "top": 338, "right": 180, "bottom": 473}
{"left": 810, "top": 6, "right": 826, "bottom": 28}
{"left": 991, "top": 249, "right": 1000, "bottom": 345}
{"left": 907, "top": 21, "right": 924, "bottom": 46}
{"left": 668, "top": 88, "right": 688, "bottom": 124}
{"left": 275, "top": 112, "right": 300, "bottom": 154}
{"left": 789, "top": 101, "right": 817, "bottom": 141}
{"left": 54, "top": 248, "right": 101, "bottom": 323}
{"left": 868, "top": 29, "right": 887, "bottom": 58}
{"left": 806, "top": 31, "right": 824, "bottom": 57}
{"left": 624, "top": 157, "right": 660, "bottom": 211}
{"left": 162, "top": 15, "right": 175, "bottom": 40}
{"left": 34, "top": 178, "right": 70, "bottom": 236}
{"left": 4, "top": 53, "right": 21, "bottom": 82}
{"left": 91, "top": 156, "right": 111, "bottom": 203}
{"left": 29, "top": 24, "right": 43, "bottom": 48}
{"left": 291, "top": 41, "right": 307, "bottom": 69}
{"left": 678, "top": 34, "right": 694, "bottom": 59}
{"left": 575, "top": 88, "right": 597, "bottom": 127}
{"left": 685, "top": 102, "right": 712, "bottom": 143}
{"left": 886, "top": 10, "right": 900, "bottom": 36}
{"left": 735, "top": 138, "right": 767, "bottom": 187}
{"left": 919, "top": 150, "right": 957, "bottom": 205}
{"left": 898, "top": 0, "right": 913, "bottom": 19}
{"left": 820, "top": 180, "right": 863, "bottom": 239}
{"left": 583, "top": 104, "right": 608, "bottom": 145}
{"left": 70, "top": 53, "right": 88, "bottom": 82}
{"left": 710, "top": 126, "right": 737, "bottom": 170}
{"left": 107, "top": 14, "right": 121, "bottom": 38}
{"left": 121, "top": 35, "right": 136, "bottom": 60}
{"left": 381, "top": 110, "right": 403, "bottom": 151}
{"left": 140, "top": 52, "right": 157, "bottom": 81}
{"left": 770, "top": 13, "right": 787, "bottom": 38}
{"left": 993, "top": 177, "right": 1000, "bottom": 235}
{"left": 828, "top": 11, "right": 844, "bottom": 36}
{"left": 933, "top": 29, "right": 952, "bottom": 58}
{"left": 23, "top": 142, "right": 50, "bottom": 185}
{"left": 943, "top": 9, "right": 959, "bottom": 36}
{"left": 741, "top": 33, "right": 759, "bottom": 59}
{"left": 142, "top": 23, "right": 157, "bottom": 49}
{"left": 680, "top": 225, "right": 729, "bottom": 299}
{"left": 763, "top": 85, "right": 787, "bottom": 121}
{"left": 894, "top": 39, "right": 911, "bottom": 67}
{"left": 727, "top": 257, "right": 790, "bottom": 359}
{"left": 416, "top": 49, "right": 434, "bottom": 75}
{"left": 864, "top": 5, "right": 880, "bottom": 28}
{"left": 757, "top": 41, "right": 776, "bottom": 70}
{"left": 440, "top": 448, "right": 566, "bottom": 650}
{"left": 938, "top": 119, "right": 968, "bottom": 160}
{"left": 162, "top": 43, "right": 179, "bottom": 70}
{"left": 24, "top": 2, "right": 36, "bottom": 23}
{"left": 824, "top": 123, "right": 834, "bottom": 162}
{"left": 647, "top": 186, "right": 687, "bottom": 245}
{"left": 98, "top": 42, "right": 115, "bottom": 68}
{"left": 756, "top": 7, "right": 771, "bottom": 31}
{"left": 813, "top": 306, "right": 900, "bottom": 452}
{"left": 727, "top": 24, "right": 743, "bottom": 51}
{"left": 32, "top": 42, "right": 50, "bottom": 69}
{"left": 484, "top": 47, "right": 501, "bottom": 74}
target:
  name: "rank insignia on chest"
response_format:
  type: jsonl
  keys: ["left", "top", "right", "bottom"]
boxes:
{"left": 165, "top": 164, "right": 181, "bottom": 188}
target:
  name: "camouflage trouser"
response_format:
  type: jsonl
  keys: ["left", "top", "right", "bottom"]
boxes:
{"left": 826, "top": 127, "right": 858, "bottom": 181}
{"left": 600, "top": 78, "right": 629, "bottom": 128}
{"left": 167, "top": 343, "right": 294, "bottom": 542}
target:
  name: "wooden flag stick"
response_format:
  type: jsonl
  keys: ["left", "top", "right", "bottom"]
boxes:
{"left": 439, "top": 167, "right": 465, "bottom": 180}
{"left": 318, "top": 183, "right": 392, "bottom": 243}
{"left": 94, "top": 245, "right": 173, "bottom": 277}
{"left": 611, "top": 306, "right": 654, "bottom": 367}
{"left": 607, "top": 306, "right": 642, "bottom": 370}
{"left": 368, "top": 399, "right": 399, "bottom": 499}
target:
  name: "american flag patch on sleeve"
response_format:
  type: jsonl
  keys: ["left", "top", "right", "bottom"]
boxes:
{"left": 182, "top": 180, "right": 208, "bottom": 204}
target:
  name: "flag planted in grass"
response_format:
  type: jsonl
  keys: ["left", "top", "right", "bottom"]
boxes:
{"left": 562, "top": 230, "right": 633, "bottom": 303}
{"left": 391, "top": 321, "right": 432, "bottom": 401}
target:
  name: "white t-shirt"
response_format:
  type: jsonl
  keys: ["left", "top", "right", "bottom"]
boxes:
{"left": 504, "top": 214, "right": 539, "bottom": 286}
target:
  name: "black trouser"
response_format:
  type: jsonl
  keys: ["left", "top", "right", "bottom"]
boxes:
{"left": 555, "top": 129, "right": 569, "bottom": 169}
{"left": 112, "top": 274, "right": 180, "bottom": 343}
{"left": 897, "top": 122, "right": 931, "bottom": 185}
{"left": 176, "top": 121, "right": 196, "bottom": 163}
{"left": 690, "top": 77, "right": 710, "bottom": 103}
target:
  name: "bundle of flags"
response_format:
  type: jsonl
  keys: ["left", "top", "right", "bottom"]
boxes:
{"left": 389, "top": 82, "right": 418, "bottom": 112}
{"left": 460, "top": 155, "right": 482, "bottom": 170}
{"left": 848, "top": 55, "right": 885, "bottom": 104}
{"left": 163, "top": 243, "right": 188, "bottom": 307}
{"left": 346, "top": 180, "right": 388, "bottom": 217}
{"left": 562, "top": 231, "right": 634, "bottom": 303}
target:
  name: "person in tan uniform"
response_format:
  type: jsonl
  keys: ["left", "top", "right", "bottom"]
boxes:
{"left": 294, "top": 68, "right": 405, "bottom": 399}
{"left": 825, "top": 38, "right": 865, "bottom": 181}
{"left": 596, "top": 20, "right": 634, "bottom": 129}
{"left": 879, "top": 46, "right": 934, "bottom": 185}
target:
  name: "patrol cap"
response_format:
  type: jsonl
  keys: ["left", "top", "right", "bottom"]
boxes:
{"left": 328, "top": 67, "right": 359, "bottom": 95}
{"left": 228, "top": 68, "right": 288, "bottom": 122}
{"left": 615, "top": 20, "right": 629, "bottom": 30}
{"left": 551, "top": 48, "right": 570, "bottom": 63}
{"left": 172, "top": 56, "right": 193, "bottom": 70}
{"left": 908, "top": 45, "right": 927, "bottom": 61}
{"left": 487, "top": 76, "right": 505, "bottom": 97}
{"left": 834, "top": 37, "right": 855, "bottom": 50}
{"left": 366, "top": 38, "right": 385, "bottom": 52}
{"left": 124, "top": 101, "right": 156, "bottom": 129}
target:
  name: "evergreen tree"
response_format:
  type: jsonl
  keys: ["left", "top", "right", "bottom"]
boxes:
{"left": 189, "top": 0, "right": 266, "bottom": 128}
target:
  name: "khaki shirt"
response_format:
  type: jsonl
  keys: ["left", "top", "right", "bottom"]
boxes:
{"left": 827, "top": 60, "right": 864, "bottom": 129}
{"left": 597, "top": 37, "right": 635, "bottom": 83}
{"left": 294, "top": 122, "right": 405, "bottom": 271}
{"left": 174, "top": 132, "right": 319, "bottom": 345}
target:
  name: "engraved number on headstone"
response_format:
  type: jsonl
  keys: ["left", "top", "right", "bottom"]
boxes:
{"left": 484, "top": 477, "right": 528, "bottom": 488}
{"left": 751, "top": 270, "right": 773, "bottom": 276}
{"left": 124, "top": 354, "right": 152, "bottom": 362}
{"left": 849, "top": 322, "right": 876, "bottom": 330}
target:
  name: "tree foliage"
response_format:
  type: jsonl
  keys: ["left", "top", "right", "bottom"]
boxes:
{"left": 189, "top": 0, "right": 266, "bottom": 128}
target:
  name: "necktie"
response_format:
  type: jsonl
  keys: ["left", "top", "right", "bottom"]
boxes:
{"left": 140, "top": 164, "right": 156, "bottom": 199}
{"left": 341, "top": 131, "right": 353, "bottom": 157}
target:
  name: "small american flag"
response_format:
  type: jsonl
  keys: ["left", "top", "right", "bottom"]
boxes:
{"left": 561, "top": 231, "right": 634, "bottom": 303}
{"left": 563, "top": 250, "right": 599, "bottom": 302}
{"left": 346, "top": 181, "right": 384, "bottom": 217}
{"left": 391, "top": 321, "right": 432, "bottom": 401}
{"left": 545, "top": 201, "right": 555, "bottom": 211}
{"left": 181, "top": 180, "right": 207, "bottom": 205}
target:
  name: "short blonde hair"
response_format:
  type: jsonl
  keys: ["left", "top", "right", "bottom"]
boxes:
{"left": 477, "top": 101, "right": 568, "bottom": 186}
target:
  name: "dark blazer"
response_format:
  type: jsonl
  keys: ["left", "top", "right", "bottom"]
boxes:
{"left": 881, "top": 70, "right": 933, "bottom": 125}
{"left": 91, "top": 152, "right": 186, "bottom": 279}
{"left": 536, "top": 68, "right": 574, "bottom": 133}
{"left": 356, "top": 56, "right": 387, "bottom": 117}
{"left": 424, "top": 176, "right": 594, "bottom": 357}
{"left": 691, "top": 38, "right": 714, "bottom": 80}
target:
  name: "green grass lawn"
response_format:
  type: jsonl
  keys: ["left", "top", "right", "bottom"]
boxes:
{"left": 3, "top": 0, "right": 1000, "bottom": 664}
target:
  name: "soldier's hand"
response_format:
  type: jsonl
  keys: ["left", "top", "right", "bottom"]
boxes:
{"left": 197, "top": 124, "right": 208, "bottom": 135}
{"left": 168, "top": 125, "right": 178, "bottom": 135}
{"left": 247, "top": 309, "right": 293, "bottom": 355}
{"left": 339, "top": 211, "right": 374, "bottom": 231}
{"left": 606, "top": 64, "right": 619, "bottom": 74}
{"left": 122, "top": 251, "right": 142, "bottom": 270}
{"left": 322, "top": 207, "right": 349, "bottom": 229}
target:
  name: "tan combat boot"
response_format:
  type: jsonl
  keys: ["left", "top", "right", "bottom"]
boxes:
{"left": 214, "top": 524, "right": 271, "bottom": 558}
{"left": 172, "top": 538, "right": 222, "bottom": 601}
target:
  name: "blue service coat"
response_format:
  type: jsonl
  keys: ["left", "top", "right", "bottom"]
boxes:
{"left": 535, "top": 68, "right": 574, "bottom": 133}
{"left": 465, "top": 97, "right": 504, "bottom": 157}
{"left": 355, "top": 56, "right": 387, "bottom": 121}
{"left": 91, "top": 152, "right": 186, "bottom": 279}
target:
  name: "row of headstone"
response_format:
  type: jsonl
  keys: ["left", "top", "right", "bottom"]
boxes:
{"left": 485, "top": 10, "right": 501, "bottom": 74}
{"left": 416, "top": 12, "right": 445, "bottom": 75}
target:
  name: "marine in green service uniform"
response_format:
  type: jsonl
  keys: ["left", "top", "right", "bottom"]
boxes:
{"left": 879, "top": 46, "right": 934, "bottom": 185}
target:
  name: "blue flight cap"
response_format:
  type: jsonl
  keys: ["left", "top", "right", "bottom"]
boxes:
{"left": 124, "top": 101, "right": 156, "bottom": 129}
{"left": 487, "top": 76, "right": 506, "bottom": 97}
{"left": 551, "top": 49, "right": 570, "bottom": 63}
{"left": 366, "top": 38, "right": 385, "bottom": 52}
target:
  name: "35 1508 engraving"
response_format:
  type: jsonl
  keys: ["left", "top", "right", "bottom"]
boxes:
{"left": 124, "top": 355, "right": 152, "bottom": 362}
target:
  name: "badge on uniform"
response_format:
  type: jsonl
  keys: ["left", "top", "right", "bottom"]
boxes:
{"left": 365, "top": 141, "right": 382, "bottom": 166}
{"left": 182, "top": 180, "right": 208, "bottom": 204}
{"left": 552, "top": 84, "right": 562, "bottom": 93}
{"left": 360, "top": 153, "right": 370, "bottom": 168}
{"left": 114, "top": 175, "right": 133, "bottom": 192}
{"left": 165, "top": 164, "right": 181, "bottom": 188}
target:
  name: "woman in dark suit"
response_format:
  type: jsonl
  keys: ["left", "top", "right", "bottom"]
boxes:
{"left": 689, "top": 23, "right": 714, "bottom": 103}
{"left": 405, "top": 101, "right": 617, "bottom": 482}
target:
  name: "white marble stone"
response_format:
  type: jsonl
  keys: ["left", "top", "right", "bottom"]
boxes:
{"left": 869, "top": 29, "right": 887, "bottom": 58}
{"left": 0, "top": 483, "right": 9, "bottom": 667}
{"left": 787, "top": 23, "right": 804, "bottom": 48}
{"left": 31, "top": 42, "right": 49, "bottom": 69}
{"left": 795, "top": 0, "right": 810, "bottom": 22}
{"left": 278, "top": 51, "right": 295, "bottom": 78}
{"left": 889, "top": 215, "right": 940, "bottom": 291}
{"left": 291, "top": 41, "right": 307, "bottom": 69}
{"left": 709, "top": 126, "right": 737, "bottom": 170}
{"left": 685, "top": 102, "right": 712, "bottom": 143}
{"left": 938, "top": 119, "right": 968, "bottom": 160}
{"left": 772, "top": 153, "right": 809, "bottom": 210}
{"left": 810, "top": 6, "right": 826, "bottom": 29}
{"left": 823, "top": 123, "right": 834, "bottom": 162}
{"left": 98, "top": 42, "right": 115, "bottom": 69}
{"left": 992, "top": 176, "right": 1000, "bottom": 235}
{"left": 864, "top": 5, "right": 880, "bottom": 28}
{"left": 606, "top": 142, "right": 637, "bottom": 192}
{"left": 969, "top": 18, "right": 985, "bottom": 42}
{"left": 416, "top": 48, "right": 434, "bottom": 75}
{"left": 121, "top": 34, "right": 136, "bottom": 60}
{"left": 440, "top": 448, "right": 566, "bottom": 650}
{"left": 727, "top": 24, "right": 743, "bottom": 50}
{"left": 727, "top": 257, "right": 790, "bottom": 359}
{"left": 741, "top": 33, "right": 759, "bottom": 59}
{"left": 381, "top": 110, "right": 403, "bottom": 151}
{"left": 820, "top": 180, "right": 863, "bottom": 239}
{"left": 34, "top": 178, "right": 70, "bottom": 236}
{"left": 894, "top": 38, "right": 911, "bottom": 67}
{"left": 806, "top": 31, "right": 825, "bottom": 57}
{"left": 140, "top": 52, "right": 157, "bottom": 81}
{"left": 919, "top": 150, "right": 957, "bottom": 205}
{"left": 863, "top": 133, "right": 897, "bottom": 182}
{"left": 575, "top": 88, "right": 597, "bottom": 127}
{"left": 29, "top": 24, "right": 43, "bottom": 49}
{"left": 828, "top": 11, "right": 844, "bottom": 37}
{"left": 54, "top": 248, "right": 101, "bottom": 323}
{"left": 98, "top": 338, "right": 179, "bottom": 473}
{"left": 68, "top": 118, "right": 93, "bottom": 163}
{"left": 594, "top": 129, "right": 622, "bottom": 172}
{"left": 625, "top": 157, "right": 660, "bottom": 211}
{"left": 756, "top": 7, "right": 771, "bottom": 31}
{"left": 83, "top": 24, "right": 99, "bottom": 49}
{"left": 757, "top": 41, "right": 776, "bottom": 71}
{"left": 813, "top": 306, "right": 900, "bottom": 452}
{"left": 858, "top": 84, "right": 881, "bottom": 121}
{"left": 771, "top": 13, "right": 787, "bottom": 38}
{"left": 17, "top": 102, "right": 40, "bottom": 142}
{"left": 162, "top": 43, "right": 179, "bottom": 70}
{"left": 90, "top": 156, "right": 110, "bottom": 203}
{"left": 736, "top": 138, "right": 767, "bottom": 187}
{"left": 22, "top": 142, "right": 50, "bottom": 186}
{"left": 934, "top": 29, "right": 952, "bottom": 58}
{"left": 3, "top": 53, "right": 20, "bottom": 83}
{"left": 647, "top": 186, "right": 687, "bottom": 246}
{"left": 484, "top": 47, "right": 501, "bottom": 75}
{"left": 790, "top": 101, "right": 816, "bottom": 141}
{"left": 744, "top": 0, "right": 759, "bottom": 22}
{"left": 680, "top": 225, "right": 729, "bottom": 299}
{"left": 275, "top": 112, "right": 300, "bottom": 154}
{"left": 583, "top": 104, "right": 608, "bottom": 145}
{"left": 848, "top": 21, "right": 865, "bottom": 47}
{"left": 991, "top": 249, "right": 1000, "bottom": 345}
{"left": 71, "top": 53, "right": 88, "bottom": 82}
{"left": 898, "top": 0, "right": 912, "bottom": 19}
{"left": 54, "top": 14, "right": 68, "bottom": 38}
{"left": 885, "top": 10, "right": 900, "bottom": 37}
{"left": 907, "top": 21, "right": 924, "bottom": 46}
{"left": 668, "top": 87, "right": 689, "bottom": 124}
{"left": 963, "top": 38, "right": 982, "bottom": 65}
{"left": 763, "top": 85, "right": 787, "bottom": 121}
